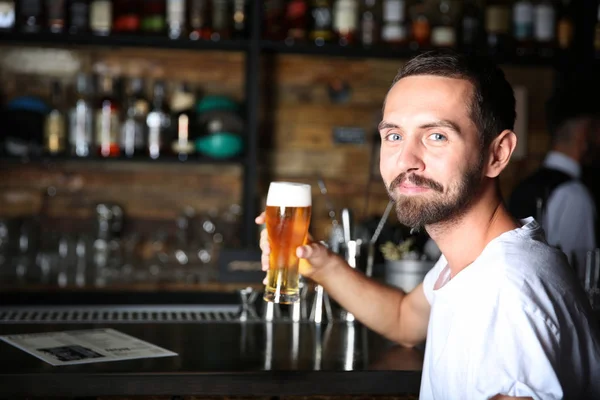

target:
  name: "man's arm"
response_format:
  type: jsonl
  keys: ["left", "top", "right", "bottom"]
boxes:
{"left": 299, "top": 243, "right": 431, "bottom": 348}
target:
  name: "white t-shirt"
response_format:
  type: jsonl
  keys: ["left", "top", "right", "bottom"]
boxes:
{"left": 419, "top": 217, "right": 600, "bottom": 399}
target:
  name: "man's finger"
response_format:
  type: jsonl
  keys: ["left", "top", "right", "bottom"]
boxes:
{"left": 255, "top": 212, "right": 266, "bottom": 225}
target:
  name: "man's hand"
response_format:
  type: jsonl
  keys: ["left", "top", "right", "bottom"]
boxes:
{"left": 255, "top": 211, "right": 338, "bottom": 284}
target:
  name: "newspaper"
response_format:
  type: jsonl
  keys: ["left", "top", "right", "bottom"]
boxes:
{"left": 0, "top": 328, "right": 177, "bottom": 366}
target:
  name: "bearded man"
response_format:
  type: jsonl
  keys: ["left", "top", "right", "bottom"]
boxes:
{"left": 256, "top": 50, "right": 600, "bottom": 399}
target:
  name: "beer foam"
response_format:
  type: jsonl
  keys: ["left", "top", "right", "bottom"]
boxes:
{"left": 266, "top": 182, "right": 312, "bottom": 207}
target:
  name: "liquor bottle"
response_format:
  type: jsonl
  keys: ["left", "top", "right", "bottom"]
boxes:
{"left": 167, "top": 0, "right": 186, "bottom": 39}
{"left": 18, "top": 0, "right": 44, "bottom": 33}
{"left": 309, "top": 0, "right": 333, "bottom": 45}
{"left": 430, "top": 0, "right": 456, "bottom": 48}
{"left": 90, "top": 0, "right": 112, "bottom": 35}
{"left": 382, "top": 0, "right": 408, "bottom": 47}
{"left": 69, "top": 73, "right": 94, "bottom": 157}
{"left": 359, "top": 0, "right": 381, "bottom": 47}
{"left": 0, "top": 1, "right": 15, "bottom": 31}
{"left": 264, "top": 0, "right": 285, "bottom": 40}
{"left": 485, "top": 0, "right": 512, "bottom": 57}
{"left": 333, "top": 0, "right": 359, "bottom": 46}
{"left": 513, "top": 0, "right": 534, "bottom": 56}
{"left": 533, "top": 0, "right": 555, "bottom": 58}
{"left": 555, "top": 0, "right": 573, "bottom": 50}
{"left": 231, "top": 0, "right": 246, "bottom": 39}
{"left": 286, "top": 0, "right": 308, "bottom": 43}
{"left": 211, "top": 0, "right": 230, "bottom": 40}
{"left": 46, "top": 0, "right": 66, "bottom": 32}
{"left": 95, "top": 74, "right": 121, "bottom": 158}
{"left": 121, "top": 77, "right": 149, "bottom": 158}
{"left": 170, "top": 83, "right": 196, "bottom": 161}
{"left": 146, "top": 80, "right": 170, "bottom": 160}
{"left": 113, "top": 0, "right": 140, "bottom": 33}
{"left": 188, "top": 0, "right": 211, "bottom": 40}
{"left": 44, "top": 81, "right": 66, "bottom": 156}
{"left": 595, "top": 4, "right": 600, "bottom": 57}
{"left": 410, "top": 0, "right": 430, "bottom": 49}
{"left": 460, "top": 0, "right": 483, "bottom": 53}
{"left": 141, "top": 0, "right": 166, "bottom": 34}
{"left": 67, "top": 0, "right": 90, "bottom": 34}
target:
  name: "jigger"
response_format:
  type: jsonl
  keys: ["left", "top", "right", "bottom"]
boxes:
{"left": 237, "top": 287, "right": 259, "bottom": 322}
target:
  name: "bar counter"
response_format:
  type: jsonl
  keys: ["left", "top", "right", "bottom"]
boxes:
{"left": 0, "top": 317, "right": 423, "bottom": 397}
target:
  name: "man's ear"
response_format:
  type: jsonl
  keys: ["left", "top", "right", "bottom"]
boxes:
{"left": 485, "top": 130, "right": 517, "bottom": 178}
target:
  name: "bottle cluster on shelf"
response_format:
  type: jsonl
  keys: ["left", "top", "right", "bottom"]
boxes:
{"left": 0, "top": 73, "right": 246, "bottom": 162}
{"left": 0, "top": 1, "right": 598, "bottom": 58}
{"left": 0, "top": 0, "right": 249, "bottom": 41}
{"left": 265, "top": 0, "right": 600, "bottom": 58}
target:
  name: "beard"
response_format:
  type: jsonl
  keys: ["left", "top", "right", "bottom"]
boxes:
{"left": 387, "top": 158, "right": 484, "bottom": 230}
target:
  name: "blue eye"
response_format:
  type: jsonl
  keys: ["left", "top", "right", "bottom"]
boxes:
{"left": 386, "top": 133, "right": 401, "bottom": 141}
{"left": 429, "top": 133, "right": 447, "bottom": 141}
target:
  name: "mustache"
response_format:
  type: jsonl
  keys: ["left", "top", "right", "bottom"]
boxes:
{"left": 389, "top": 173, "right": 444, "bottom": 193}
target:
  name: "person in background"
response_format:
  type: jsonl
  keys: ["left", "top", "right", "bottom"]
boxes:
{"left": 508, "top": 81, "right": 600, "bottom": 278}
{"left": 257, "top": 50, "right": 600, "bottom": 399}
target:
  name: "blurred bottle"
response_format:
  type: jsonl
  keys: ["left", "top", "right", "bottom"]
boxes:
{"left": 46, "top": 0, "right": 66, "bottom": 33}
{"left": 141, "top": 0, "right": 166, "bottom": 34}
{"left": 359, "top": 0, "right": 381, "bottom": 47}
{"left": 188, "top": 0, "right": 211, "bottom": 40}
{"left": 410, "top": 0, "right": 430, "bottom": 49}
{"left": 211, "top": 0, "right": 230, "bottom": 40}
{"left": 146, "top": 80, "right": 170, "bottom": 160}
{"left": 430, "top": 0, "right": 456, "bottom": 48}
{"left": 555, "top": 0, "right": 573, "bottom": 50}
{"left": 67, "top": 0, "right": 90, "bottom": 34}
{"left": 18, "top": 0, "right": 44, "bottom": 33}
{"left": 69, "top": 73, "right": 94, "bottom": 157}
{"left": 459, "top": 0, "right": 484, "bottom": 53}
{"left": 485, "top": 0, "right": 512, "bottom": 57}
{"left": 333, "top": 0, "right": 359, "bottom": 46}
{"left": 264, "top": 0, "right": 285, "bottom": 40}
{"left": 512, "top": 0, "right": 534, "bottom": 56}
{"left": 121, "top": 77, "right": 149, "bottom": 158}
{"left": 95, "top": 74, "right": 121, "bottom": 158}
{"left": 309, "top": 0, "right": 334, "bottom": 45}
{"left": 0, "top": 1, "right": 15, "bottom": 31}
{"left": 167, "top": 0, "right": 186, "bottom": 39}
{"left": 90, "top": 0, "right": 112, "bottom": 35}
{"left": 533, "top": 0, "right": 555, "bottom": 58}
{"left": 44, "top": 80, "right": 66, "bottom": 156}
{"left": 112, "top": 0, "right": 140, "bottom": 33}
{"left": 170, "top": 82, "right": 196, "bottom": 161}
{"left": 595, "top": 4, "right": 600, "bottom": 57}
{"left": 231, "top": 0, "right": 247, "bottom": 39}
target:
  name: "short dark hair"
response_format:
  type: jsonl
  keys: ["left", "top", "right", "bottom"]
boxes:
{"left": 389, "top": 49, "right": 516, "bottom": 149}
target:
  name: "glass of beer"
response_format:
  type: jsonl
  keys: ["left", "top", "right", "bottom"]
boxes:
{"left": 264, "top": 181, "right": 312, "bottom": 304}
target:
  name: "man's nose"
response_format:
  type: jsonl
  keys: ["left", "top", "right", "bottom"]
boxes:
{"left": 396, "top": 137, "right": 425, "bottom": 173}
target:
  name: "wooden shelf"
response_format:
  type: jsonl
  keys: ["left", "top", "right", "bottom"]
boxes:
{"left": 0, "top": 31, "right": 249, "bottom": 52}
{"left": 260, "top": 40, "right": 563, "bottom": 67}
{"left": 0, "top": 153, "right": 245, "bottom": 166}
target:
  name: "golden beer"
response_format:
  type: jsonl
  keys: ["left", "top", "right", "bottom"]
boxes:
{"left": 264, "top": 182, "right": 312, "bottom": 304}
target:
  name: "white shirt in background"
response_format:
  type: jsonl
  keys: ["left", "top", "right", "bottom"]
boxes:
{"left": 542, "top": 151, "right": 597, "bottom": 279}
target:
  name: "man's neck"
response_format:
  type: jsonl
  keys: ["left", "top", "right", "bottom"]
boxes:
{"left": 425, "top": 185, "right": 520, "bottom": 278}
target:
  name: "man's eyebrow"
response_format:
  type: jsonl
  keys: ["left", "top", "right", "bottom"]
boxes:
{"left": 378, "top": 121, "right": 399, "bottom": 131}
{"left": 419, "top": 119, "right": 462, "bottom": 134}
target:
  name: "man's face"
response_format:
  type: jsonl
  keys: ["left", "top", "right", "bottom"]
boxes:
{"left": 379, "top": 75, "right": 485, "bottom": 229}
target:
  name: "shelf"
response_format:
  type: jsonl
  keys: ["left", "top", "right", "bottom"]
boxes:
{"left": 0, "top": 153, "right": 245, "bottom": 166}
{"left": 0, "top": 31, "right": 249, "bottom": 52}
{"left": 260, "top": 40, "right": 562, "bottom": 67}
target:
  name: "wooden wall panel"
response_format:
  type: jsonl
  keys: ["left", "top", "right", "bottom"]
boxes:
{"left": 0, "top": 47, "right": 556, "bottom": 244}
